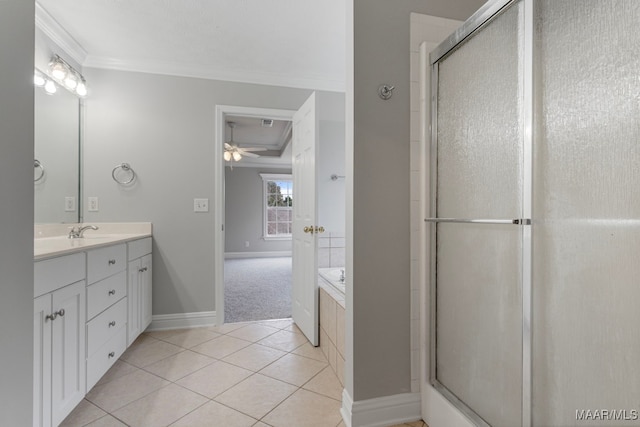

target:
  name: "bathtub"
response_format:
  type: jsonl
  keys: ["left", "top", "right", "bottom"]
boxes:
{"left": 318, "top": 267, "right": 346, "bottom": 385}
{"left": 318, "top": 267, "right": 346, "bottom": 295}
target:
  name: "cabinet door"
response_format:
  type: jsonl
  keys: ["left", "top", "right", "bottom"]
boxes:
{"left": 51, "top": 281, "right": 86, "bottom": 427}
{"left": 33, "top": 295, "right": 52, "bottom": 427}
{"left": 140, "top": 254, "right": 152, "bottom": 330}
{"left": 127, "top": 258, "right": 141, "bottom": 346}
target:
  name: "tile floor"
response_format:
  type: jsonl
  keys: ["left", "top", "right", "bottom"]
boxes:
{"left": 60, "top": 318, "right": 427, "bottom": 427}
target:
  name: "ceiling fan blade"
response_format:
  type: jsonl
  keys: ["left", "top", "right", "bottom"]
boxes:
{"left": 240, "top": 147, "right": 268, "bottom": 152}
{"left": 241, "top": 151, "right": 260, "bottom": 158}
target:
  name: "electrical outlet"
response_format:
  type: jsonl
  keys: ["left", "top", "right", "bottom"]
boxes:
{"left": 194, "top": 198, "right": 209, "bottom": 212}
{"left": 88, "top": 196, "right": 99, "bottom": 212}
{"left": 64, "top": 197, "right": 76, "bottom": 212}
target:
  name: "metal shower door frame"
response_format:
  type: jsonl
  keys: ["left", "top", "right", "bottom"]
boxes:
{"left": 427, "top": 0, "right": 534, "bottom": 426}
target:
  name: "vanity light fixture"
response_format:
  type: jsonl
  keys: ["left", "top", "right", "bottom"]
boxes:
{"left": 44, "top": 79, "right": 57, "bottom": 95}
{"left": 44, "top": 55, "right": 89, "bottom": 97}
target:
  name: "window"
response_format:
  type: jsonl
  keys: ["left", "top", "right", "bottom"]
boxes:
{"left": 260, "top": 173, "right": 293, "bottom": 240}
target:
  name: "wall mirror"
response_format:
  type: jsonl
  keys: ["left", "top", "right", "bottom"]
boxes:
{"left": 34, "top": 82, "right": 81, "bottom": 224}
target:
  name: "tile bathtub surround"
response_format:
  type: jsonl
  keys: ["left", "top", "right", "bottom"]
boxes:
{"left": 318, "top": 232, "right": 346, "bottom": 268}
{"left": 60, "top": 318, "right": 345, "bottom": 427}
{"left": 319, "top": 288, "right": 346, "bottom": 386}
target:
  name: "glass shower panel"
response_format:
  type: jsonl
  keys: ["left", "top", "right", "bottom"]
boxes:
{"left": 533, "top": 1, "right": 640, "bottom": 425}
{"left": 434, "top": 2, "right": 524, "bottom": 426}
{"left": 437, "top": 223, "right": 522, "bottom": 427}
{"left": 437, "top": 4, "right": 523, "bottom": 220}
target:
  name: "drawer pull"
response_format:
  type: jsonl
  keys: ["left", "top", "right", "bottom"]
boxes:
{"left": 139, "top": 267, "right": 148, "bottom": 273}
{"left": 108, "top": 289, "right": 116, "bottom": 296}
{"left": 108, "top": 351, "right": 115, "bottom": 358}
{"left": 108, "top": 259, "right": 116, "bottom": 265}
{"left": 109, "top": 321, "right": 116, "bottom": 328}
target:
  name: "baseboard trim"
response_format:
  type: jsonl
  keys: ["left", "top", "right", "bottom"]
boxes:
{"left": 341, "top": 389, "right": 421, "bottom": 427}
{"left": 225, "top": 251, "right": 292, "bottom": 259}
{"left": 148, "top": 311, "right": 217, "bottom": 331}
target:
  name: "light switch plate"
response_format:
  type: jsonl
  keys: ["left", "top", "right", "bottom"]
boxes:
{"left": 88, "top": 197, "right": 99, "bottom": 212}
{"left": 194, "top": 198, "right": 209, "bottom": 212}
{"left": 64, "top": 197, "right": 76, "bottom": 212}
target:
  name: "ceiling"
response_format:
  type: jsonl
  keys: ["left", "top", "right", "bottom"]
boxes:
{"left": 36, "top": 0, "right": 346, "bottom": 92}
{"left": 225, "top": 116, "right": 293, "bottom": 167}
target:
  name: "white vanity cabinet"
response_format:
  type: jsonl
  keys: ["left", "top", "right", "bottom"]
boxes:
{"left": 34, "top": 229, "right": 153, "bottom": 427}
{"left": 34, "top": 253, "right": 86, "bottom": 427}
{"left": 85, "top": 244, "right": 128, "bottom": 391}
{"left": 127, "top": 237, "right": 152, "bottom": 345}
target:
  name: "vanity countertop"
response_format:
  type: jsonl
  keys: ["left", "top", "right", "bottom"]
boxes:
{"left": 34, "top": 222, "right": 152, "bottom": 260}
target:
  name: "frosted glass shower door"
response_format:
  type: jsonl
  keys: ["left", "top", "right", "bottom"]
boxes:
{"left": 532, "top": 1, "right": 640, "bottom": 425}
{"left": 430, "top": 2, "right": 525, "bottom": 426}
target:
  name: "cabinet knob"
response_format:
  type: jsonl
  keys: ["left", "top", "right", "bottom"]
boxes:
{"left": 108, "top": 321, "right": 116, "bottom": 328}
{"left": 108, "top": 352, "right": 115, "bottom": 358}
{"left": 57, "top": 309, "right": 65, "bottom": 317}
{"left": 45, "top": 313, "right": 57, "bottom": 322}
{"left": 108, "top": 289, "right": 116, "bottom": 296}
{"left": 108, "top": 259, "right": 116, "bottom": 265}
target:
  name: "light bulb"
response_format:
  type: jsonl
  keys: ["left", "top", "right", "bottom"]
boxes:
{"left": 232, "top": 151, "right": 242, "bottom": 161}
{"left": 224, "top": 151, "right": 232, "bottom": 161}
{"left": 50, "top": 61, "right": 67, "bottom": 80}
{"left": 75, "top": 81, "right": 87, "bottom": 97}
{"left": 34, "top": 74, "right": 46, "bottom": 87}
{"left": 44, "top": 80, "right": 57, "bottom": 94}
{"left": 64, "top": 74, "right": 78, "bottom": 89}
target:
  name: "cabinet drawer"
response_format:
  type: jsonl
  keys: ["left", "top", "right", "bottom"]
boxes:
{"left": 128, "top": 237, "right": 152, "bottom": 261}
{"left": 87, "top": 270, "right": 127, "bottom": 320}
{"left": 87, "top": 244, "right": 126, "bottom": 284}
{"left": 86, "top": 326, "right": 127, "bottom": 391}
{"left": 34, "top": 252, "right": 86, "bottom": 298}
{"left": 87, "top": 298, "right": 127, "bottom": 357}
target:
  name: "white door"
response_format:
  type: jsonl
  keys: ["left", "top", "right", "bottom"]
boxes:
{"left": 292, "top": 92, "right": 319, "bottom": 345}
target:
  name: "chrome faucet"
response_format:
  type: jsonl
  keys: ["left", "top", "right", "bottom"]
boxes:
{"left": 68, "top": 225, "right": 99, "bottom": 239}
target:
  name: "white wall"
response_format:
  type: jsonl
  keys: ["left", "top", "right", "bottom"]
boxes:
{"left": 224, "top": 166, "right": 292, "bottom": 254}
{"left": 82, "top": 67, "right": 344, "bottom": 316}
{"left": 349, "top": 0, "right": 486, "bottom": 403}
{"left": 0, "top": 0, "right": 34, "bottom": 424}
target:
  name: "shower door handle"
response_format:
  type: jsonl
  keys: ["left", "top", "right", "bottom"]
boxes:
{"left": 424, "top": 218, "right": 530, "bottom": 225}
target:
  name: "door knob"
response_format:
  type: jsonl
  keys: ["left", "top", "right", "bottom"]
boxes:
{"left": 315, "top": 226, "right": 325, "bottom": 234}
{"left": 303, "top": 226, "right": 314, "bottom": 234}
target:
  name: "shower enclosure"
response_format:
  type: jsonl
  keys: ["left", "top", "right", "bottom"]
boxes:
{"left": 427, "top": 1, "right": 640, "bottom": 426}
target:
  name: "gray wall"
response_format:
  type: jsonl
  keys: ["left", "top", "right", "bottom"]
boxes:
{"left": 224, "top": 167, "right": 292, "bottom": 254}
{"left": 317, "top": 120, "right": 346, "bottom": 235}
{"left": 82, "top": 67, "right": 344, "bottom": 315}
{"left": 0, "top": 0, "right": 34, "bottom": 424}
{"left": 351, "top": 0, "right": 485, "bottom": 401}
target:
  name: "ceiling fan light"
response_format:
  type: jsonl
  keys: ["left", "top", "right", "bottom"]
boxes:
{"left": 232, "top": 151, "right": 242, "bottom": 161}
{"left": 224, "top": 151, "right": 232, "bottom": 161}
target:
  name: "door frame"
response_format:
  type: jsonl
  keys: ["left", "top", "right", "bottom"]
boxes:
{"left": 214, "top": 105, "right": 296, "bottom": 325}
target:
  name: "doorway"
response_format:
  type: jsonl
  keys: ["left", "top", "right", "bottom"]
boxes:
{"left": 214, "top": 106, "right": 296, "bottom": 325}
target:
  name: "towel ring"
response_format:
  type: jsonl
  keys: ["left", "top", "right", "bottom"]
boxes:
{"left": 112, "top": 163, "right": 136, "bottom": 185}
{"left": 34, "top": 159, "right": 45, "bottom": 182}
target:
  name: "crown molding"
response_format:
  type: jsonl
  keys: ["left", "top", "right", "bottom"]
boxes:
{"left": 83, "top": 55, "right": 345, "bottom": 93}
{"left": 35, "top": 2, "right": 88, "bottom": 65}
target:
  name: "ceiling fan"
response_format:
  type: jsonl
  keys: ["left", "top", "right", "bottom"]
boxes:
{"left": 224, "top": 122, "right": 266, "bottom": 162}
